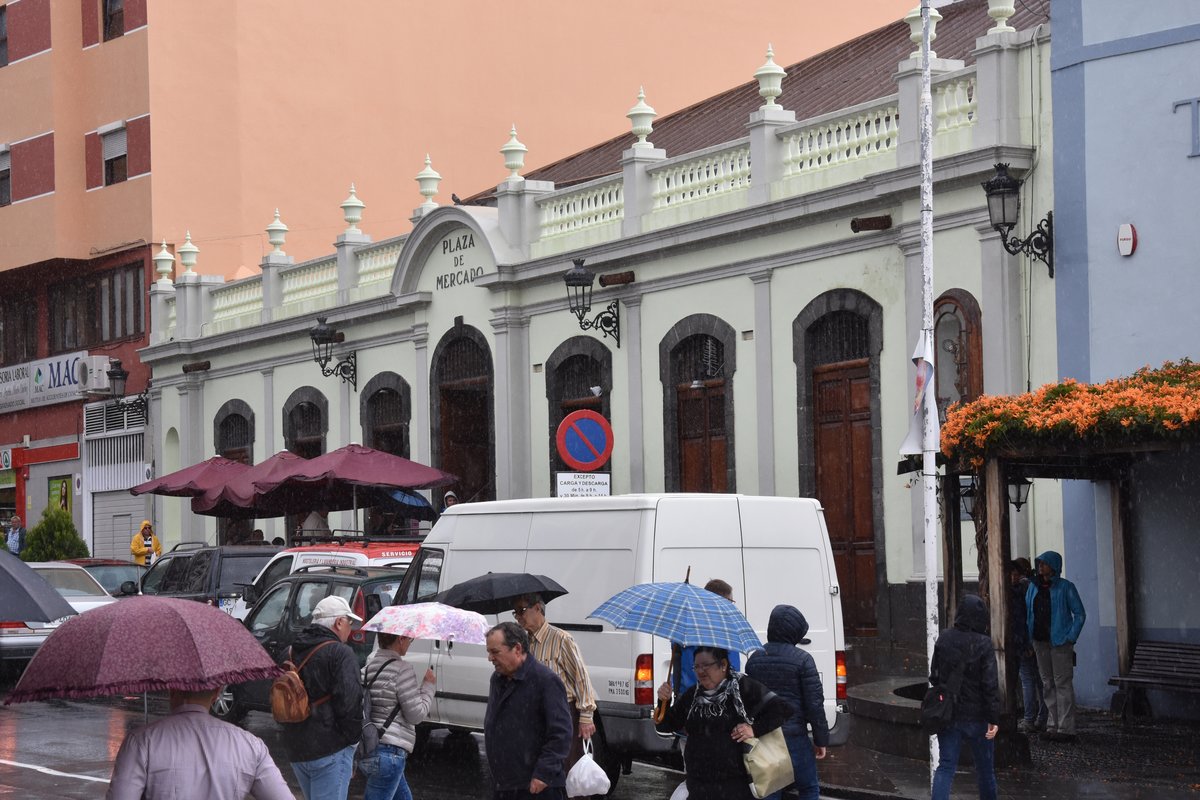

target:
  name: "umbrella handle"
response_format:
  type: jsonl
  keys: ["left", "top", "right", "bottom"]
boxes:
{"left": 653, "top": 657, "right": 673, "bottom": 723}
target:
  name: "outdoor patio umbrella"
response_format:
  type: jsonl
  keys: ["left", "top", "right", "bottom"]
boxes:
{"left": 0, "top": 548, "right": 77, "bottom": 623}
{"left": 129, "top": 455, "right": 249, "bottom": 497}
{"left": 5, "top": 595, "right": 282, "bottom": 704}
{"left": 435, "top": 572, "right": 569, "bottom": 615}
{"left": 190, "top": 450, "right": 307, "bottom": 518}
{"left": 589, "top": 581, "right": 763, "bottom": 653}
{"left": 361, "top": 602, "right": 489, "bottom": 645}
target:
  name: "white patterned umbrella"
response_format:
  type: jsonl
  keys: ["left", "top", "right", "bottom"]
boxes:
{"left": 362, "top": 602, "right": 489, "bottom": 645}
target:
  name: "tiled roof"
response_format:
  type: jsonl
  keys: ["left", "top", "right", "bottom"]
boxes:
{"left": 462, "top": 0, "right": 1049, "bottom": 202}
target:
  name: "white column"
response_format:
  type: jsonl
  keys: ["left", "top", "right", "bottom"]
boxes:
{"left": 750, "top": 269, "right": 776, "bottom": 495}
{"left": 261, "top": 367, "right": 275, "bottom": 540}
{"left": 623, "top": 294, "right": 645, "bottom": 493}
{"left": 412, "top": 324, "right": 430, "bottom": 464}
{"left": 898, "top": 231, "right": 929, "bottom": 577}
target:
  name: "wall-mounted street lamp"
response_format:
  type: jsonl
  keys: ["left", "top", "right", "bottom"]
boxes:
{"left": 1008, "top": 475, "right": 1033, "bottom": 512}
{"left": 563, "top": 258, "right": 621, "bottom": 348}
{"left": 981, "top": 163, "right": 1054, "bottom": 278}
{"left": 106, "top": 359, "right": 149, "bottom": 419}
{"left": 308, "top": 316, "right": 357, "bottom": 391}
{"left": 959, "top": 475, "right": 977, "bottom": 521}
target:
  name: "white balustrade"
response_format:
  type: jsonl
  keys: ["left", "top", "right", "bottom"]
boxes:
{"left": 537, "top": 175, "right": 625, "bottom": 238}
{"left": 649, "top": 140, "right": 752, "bottom": 209}
{"left": 933, "top": 68, "right": 977, "bottom": 132}
{"left": 356, "top": 239, "right": 406, "bottom": 287}
{"left": 280, "top": 257, "right": 338, "bottom": 307}
{"left": 781, "top": 96, "right": 900, "bottom": 177}
{"left": 164, "top": 297, "right": 176, "bottom": 339}
{"left": 210, "top": 277, "right": 264, "bottom": 324}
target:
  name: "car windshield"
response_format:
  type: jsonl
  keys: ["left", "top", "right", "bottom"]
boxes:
{"left": 82, "top": 565, "right": 143, "bottom": 593}
{"left": 218, "top": 554, "right": 275, "bottom": 591}
{"left": 34, "top": 567, "right": 110, "bottom": 598}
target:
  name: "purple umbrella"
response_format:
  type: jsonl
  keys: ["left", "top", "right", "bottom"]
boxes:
{"left": 129, "top": 455, "right": 249, "bottom": 497}
{"left": 5, "top": 596, "right": 282, "bottom": 704}
{"left": 253, "top": 443, "right": 457, "bottom": 493}
{"left": 190, "top": 450, "right": 306, "bottom": 517}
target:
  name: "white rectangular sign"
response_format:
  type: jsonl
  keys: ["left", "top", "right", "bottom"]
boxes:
{"left": 0, "top": 351, "right": 88, "bottom": 412}
{"left": 556, "top": 472, "right": 612, "bottom": 498}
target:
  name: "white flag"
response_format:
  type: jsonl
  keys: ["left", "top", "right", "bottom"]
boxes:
{"left": 899, "top": 331, "right": 938, "bottom": 456}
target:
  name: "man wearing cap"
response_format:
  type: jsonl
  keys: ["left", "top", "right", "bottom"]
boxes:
{"left": 280, "top": 595, "right": 364, "bottom": 800}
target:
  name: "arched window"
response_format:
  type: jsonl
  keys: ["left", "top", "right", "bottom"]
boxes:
{"left": 545, "top": 337, "right": 611, "bottom": 490}
{"left": 360, "top": 373, "right": 413, "bottom": 533}
{"left": 430, "top": 324, "right": 495, "bottom": 505}
{"left": 934, "top": 290, "right": 983, "bottom": 421}
{"left": 282, "top": 387, "right": 327, "bottom": 538}
{"left": 213, "top": 400, "right": 255, "bottom": 544}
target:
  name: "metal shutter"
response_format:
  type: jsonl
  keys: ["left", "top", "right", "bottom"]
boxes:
{"left": 101, "top": 128, "right": 127, "bottom": 161}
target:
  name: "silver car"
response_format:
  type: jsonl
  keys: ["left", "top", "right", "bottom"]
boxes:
{"left": 0, "top": 562, "right": 118, "bottom": 664}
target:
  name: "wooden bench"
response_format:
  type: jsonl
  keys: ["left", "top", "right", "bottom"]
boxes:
{"left": 1109, "top": 640, "right": 1200, "bottom": 721}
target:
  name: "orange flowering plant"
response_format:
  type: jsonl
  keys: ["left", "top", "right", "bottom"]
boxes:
{"left": 942, "top": 360, "right": 1200, "bottom": 469}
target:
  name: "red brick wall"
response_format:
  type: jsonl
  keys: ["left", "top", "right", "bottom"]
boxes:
{"left": 126, "top": 116, "right": 151, "bottom": 177}
{"left": 81, "top": 0, "right": 99, "bottom": 47}
{"left": 11, "top": 133, "right": 55, "bottom": 201}
{"left": 9, "top": 0, "right": 52, "bottom": 62}
{"left": 84, "top": 131, "right": 103, "bottom": 189}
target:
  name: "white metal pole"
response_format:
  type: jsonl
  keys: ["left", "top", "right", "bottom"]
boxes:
{"left": 919, "top": 0, "right": 941, "bottom": 786}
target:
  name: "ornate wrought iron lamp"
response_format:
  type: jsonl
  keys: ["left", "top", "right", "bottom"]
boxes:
{"left": 106, "top": 359, "right": 149, "bottom": 419}
{"left": 563, "top": 258, "right": 620, "bottom": 348}
{"left": 1007, "top": 476, "right": 1033, "bottom": 511}
{"left": 958, "top": 475, "right": 978, "bottom": 520}
{"left": 308, "top": 316, "right": 357, "bottom": 390}
{"left": 982, "top": 163, "right": 1054, "bottom": 278}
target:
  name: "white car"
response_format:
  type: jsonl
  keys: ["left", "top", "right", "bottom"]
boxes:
{"left": 0, "top": 562, "right": 119, "bottom": 665}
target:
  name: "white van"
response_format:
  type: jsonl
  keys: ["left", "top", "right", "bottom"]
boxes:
{"left": 391, "top": 494, "right": 848, "bottom": 784}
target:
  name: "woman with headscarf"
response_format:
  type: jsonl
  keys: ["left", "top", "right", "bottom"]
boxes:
{"left": 130, "top": 521, "right": 161, "bottom": 566}
{"left": 655, "top": 645, "right": 790, "bottom": 800}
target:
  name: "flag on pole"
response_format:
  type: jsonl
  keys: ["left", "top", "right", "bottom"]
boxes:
{"left": 899, "top": 330, "right": 938, "bottom": 455}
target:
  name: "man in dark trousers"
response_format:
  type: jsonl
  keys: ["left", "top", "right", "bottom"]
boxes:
{"left": 746, "top": 604, "right": 829, "bottom": 800}
{"left": 280, "top": 595, "right": 363, "bottom": 800}
{"left": 1026, "top": 550, "right": 1085, "bottom": 742}
{"left": 484, "top": 621, "right": 572, "bottom": 800}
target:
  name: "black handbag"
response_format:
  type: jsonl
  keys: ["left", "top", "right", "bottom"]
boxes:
{"left": 920, "top": 660, "right": 965, "bottom": 735}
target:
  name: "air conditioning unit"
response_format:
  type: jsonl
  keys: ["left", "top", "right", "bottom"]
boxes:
{"left": 76, "top": 355, "right": 112, "bottom": 394}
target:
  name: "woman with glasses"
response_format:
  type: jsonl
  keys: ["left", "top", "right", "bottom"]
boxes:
{"left": 655, "top": 646, "right": 790, "bottom": 800}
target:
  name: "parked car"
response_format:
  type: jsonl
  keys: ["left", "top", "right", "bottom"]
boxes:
{"left": 67, "top": 558, "right": 147, "bottom": 597}
{"left": 141, "top": 544, "right": 280, "bottom": 614}
{"left": 231, "top": 535, "right": 422, "bottom": 619}
{"left": 214, "top": 564, "right": 405, "bottom": 721}
{"left": 0, "top": 562, "right": 119, "bottom": 666}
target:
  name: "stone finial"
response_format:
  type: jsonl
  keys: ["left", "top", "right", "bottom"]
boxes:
{"left": 153, "top": 240, "right": 175, "bottom": 285}
{"left": 627, "top": 87, "right": 657, "bottom": 149}
{"left": 415, "top": 154, "right": 442, "bottom": 210}
{"left": 754, "top": 45, "right": 787, "bottom": 109}
{"left": 500, "top": 126, "right": 527, "bottom": 181}
{"left": 177, "top": 230, "right": 199, "bottom": 275}
{"left": 904, "top": 5, "right": 943, "bottom": 59}
{"left": 341, "top": 183, "right": 365, "bottom": 233}
{"left": 265, "top": 209, "right": 288, "bottom": 255}
{"left": 986, "top": 0, "right": 1016, "bottom": 33}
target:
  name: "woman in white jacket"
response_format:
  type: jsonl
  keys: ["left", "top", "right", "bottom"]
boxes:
{"left": 360, "top": 634, "right": 435, "bottom": 800}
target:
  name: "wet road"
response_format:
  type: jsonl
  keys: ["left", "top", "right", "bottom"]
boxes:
{"left": 0, "top": 689, "right": 687, "bottom": 799}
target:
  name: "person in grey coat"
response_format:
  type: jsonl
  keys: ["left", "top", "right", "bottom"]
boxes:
{"left": 745, "top": 605, "right": 829, "bottom": 800}
{"left": 359, "top": 632, "right": 435, "bottom": 800}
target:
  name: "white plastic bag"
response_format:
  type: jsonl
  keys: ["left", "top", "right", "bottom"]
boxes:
{"left": 669, "top": 780, "right": 689, "bottom": 800}
{"left": 566, "top": 740, "right": 611, "bottom": 797}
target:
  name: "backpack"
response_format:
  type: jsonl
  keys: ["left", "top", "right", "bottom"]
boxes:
{"left": 356, "top": 658, "right": 404, "bottom": 762}
{"left": 271, "top": 641, "right": 337, "bottom": 724}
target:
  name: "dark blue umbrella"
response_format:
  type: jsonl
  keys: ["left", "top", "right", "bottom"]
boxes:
{"left": 589, "top": 581, "right": 762, "bottom": 653}
{"left": 0, "top": 548, "right": 77, "bottom": 623}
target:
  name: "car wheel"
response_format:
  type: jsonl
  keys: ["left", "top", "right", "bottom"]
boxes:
{"left": 211, "top": 687, "right": 247, "bottom": 722}
{"left": 590, "top": 723, "right": 621, "bottom": 795}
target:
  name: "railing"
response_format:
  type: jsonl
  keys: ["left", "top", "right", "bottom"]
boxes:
{"left": 356, "top": 238, "right": 405, "bottom": 287}
{"left": 537, "top": 174, "right": 625, "bottom": 238}
{"left": 650, "top": 139, "right": 752, "bottom": 209}
{"left": 280, "top": 257, "right": 337, "bottom": 306}
{"left": 210, "top": 276, "right": 263, "bottom": 324}
{"left": 934, "top": 67, "right": 977, "bottom": 133}
{"left": 781, "top": 96, "right": 899, "bottom": 177}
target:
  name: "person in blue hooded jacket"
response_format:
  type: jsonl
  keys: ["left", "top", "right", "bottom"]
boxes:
{"left": 1025, "top": 550, "right": 1085, "bottom": 741}
{"left": 745, "top": 605, "right": 829, "bottom": 800}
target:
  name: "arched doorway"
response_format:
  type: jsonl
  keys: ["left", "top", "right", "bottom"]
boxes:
{"left": 545, "top": 336, "right": 612, "bottom": 494}
{"left": 430, "top": 324, "right": 495, "bottom": 505}
{"left": 213, "top": 399, "right": 255, "bottom": 544}
{"left": 360, "top": 372, "right": 413, "bottom": 533}
{"left": 282, "top": 387, "right": 327, "bottom": 537}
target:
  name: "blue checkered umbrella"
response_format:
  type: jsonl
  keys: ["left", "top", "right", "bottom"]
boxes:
{"left": 588, "top": 581, "right": 762, "bottom": 653}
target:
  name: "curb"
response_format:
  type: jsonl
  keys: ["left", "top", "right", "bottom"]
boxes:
{"left": 820, "top": 783, "right": 920, "bottom": 800}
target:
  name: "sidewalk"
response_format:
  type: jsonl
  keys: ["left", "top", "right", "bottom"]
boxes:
{"left": 820, "top": 710, "right": 1200, "bottom": 799}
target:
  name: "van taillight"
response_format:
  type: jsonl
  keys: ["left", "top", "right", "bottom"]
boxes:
{"left": 836, "top": 650, "right": 847, "bottom": 701}
{"left": 634, "top": 654, "right": 653, "bottom": 705}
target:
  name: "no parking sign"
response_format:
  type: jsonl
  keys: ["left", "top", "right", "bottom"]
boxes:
{"left": 556, "top": 410, "right": 614, "bottom": 471}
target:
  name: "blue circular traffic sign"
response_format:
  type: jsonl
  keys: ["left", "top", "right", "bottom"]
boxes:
{"left": 556, "top": 410, "right": 614, "bottom": 471}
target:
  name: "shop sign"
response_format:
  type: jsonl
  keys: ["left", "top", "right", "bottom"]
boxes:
{"left": 0, "top": 351, "right": 87, "bottom": 412}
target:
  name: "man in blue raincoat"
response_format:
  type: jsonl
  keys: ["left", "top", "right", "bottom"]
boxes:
{"left": 1025, "top": 550, "right": 1085, "bottom": 741}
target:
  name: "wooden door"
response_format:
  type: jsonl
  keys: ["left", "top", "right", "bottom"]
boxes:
{"left": 439, "top": 381, "right": 493, "bottom": 503}
{"left": 813, "top": 359, "right": 877, "bottom": 635}
{"left": 677, "top": 381, "right": 727, "bottom": 493}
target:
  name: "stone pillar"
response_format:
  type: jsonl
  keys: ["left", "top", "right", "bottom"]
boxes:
{"left": 623, "top": 294, "right": 645, "bottom": 493}
{"left": 620, "top": 147, "right": 667, "bottom": 238}
{"left": 336, "top": 186, "right": 370, "bottom": 303}
{"left": 412, "top": 323, "right": 430, "bottom": 464}
{"left": 260, "top": 252, "right": 290, "bottom": 324}
{"left": 898, "top": 229, "right": 930, "bottom": 578}
{"left": 749, "top": 269, "right": 776, "bottom": 495}
{"left": 149, "top": 282, "right": 176, "bottom": 345}
{"left": 746, "top": 107, "right": 796, "bottom": 206}
{"left": 893, "top": 56, "right": 965, "bottom": 168}
{"left": 178, "top": 378, "right": 205, "bottom": 541}
{"left": 971, "top": 31, "right": 1023, "bottom": 150}
{"left": 174, "top": 273, "right": 224, "bottom": 341}
{"left": 496, "top": 178, "right": 555, "bottom": 257}
{"left": 976, "top": 222, "right": 1025, "bottom": 396}
{"left": 261, "top": 366, "right": 276, "bottom": 541}
{"left": 491, "top": 309, "right": 531, "bottom": 500}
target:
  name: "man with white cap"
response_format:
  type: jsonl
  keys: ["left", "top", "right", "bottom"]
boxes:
{"left": 279, "top": 595, "right": 364, "bottom": 800}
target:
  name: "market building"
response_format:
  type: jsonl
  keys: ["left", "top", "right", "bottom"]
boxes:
{"left": 141, "top": 0, "right": 1054, "bottom": 671}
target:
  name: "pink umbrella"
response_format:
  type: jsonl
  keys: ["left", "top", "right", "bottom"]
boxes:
{"left": 190, "top": 450, "right": 306, "bottom": 517}
{"left": 253, "top": 443, "right": 457, "bottom": 493}
{"left": 361, "top": 602, "right": 489, "bottom": 645}
{"left": 4, "top": 596, "right": 282, "bottom": 703}
{"left": 129, "top": 455, "right": 249, "bottom": 497}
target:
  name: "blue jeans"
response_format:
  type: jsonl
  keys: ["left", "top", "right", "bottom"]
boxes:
{"left": 1018, "top": 651, "right": 1047, "bottom": 724}
{"left": 932, "top": 720, "right": 996, "bottom": 800}
{"left": 360, "top": 744, "right": 413, "bottom": 800}
{"left": 291, "top": 744, "right": 356, "bottom": 800}
{"left": 762, "top": 730, "right": 819, "bottom": 800}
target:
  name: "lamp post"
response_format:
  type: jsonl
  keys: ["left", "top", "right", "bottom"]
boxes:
{"left": 981, "top": 163, "right": 1054, "bottom": 278}
{"left": 563, "top": 258, "right": 620, "bottom": 348}
{"left": 308, "top": 316, "right": 357, "bottom": 390}
{"left": 106, "top": 359, "right": 149, "bottom": 419}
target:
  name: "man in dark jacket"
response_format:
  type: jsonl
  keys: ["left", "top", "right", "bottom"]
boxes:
{"left": 930, "top": 594, "right": 1000, "bottom": 800}
{"left": 746, "top": 605, "right": 828, "bottom": 800}
{"left": 280, "top": 595, "right": 364, "bottom": 800}
{"left": 1025, "top": 550, "right": 1085, "bottom": 741}
{"left": 484, "top": 621, "right": 572, "bottom": 800}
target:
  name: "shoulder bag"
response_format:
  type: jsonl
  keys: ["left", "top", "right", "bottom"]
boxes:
{"left": 741, "top": 686, "right": 794, "bottom": 799}
{"left": 921, "top": 655, "right": 966, "bottom": 735}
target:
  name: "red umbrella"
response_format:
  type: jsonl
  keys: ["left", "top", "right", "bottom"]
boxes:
{"left": 129, "top": 455, "right": 249, "bottom": 497}
{"left": 253, "top": 443, "right": 457, "bottom": 493}
{"left": 4, "top": 596, "right": 282, "bottom": 703}
{"left": 190, "top": 450, "right": 306, "bottom": 517}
